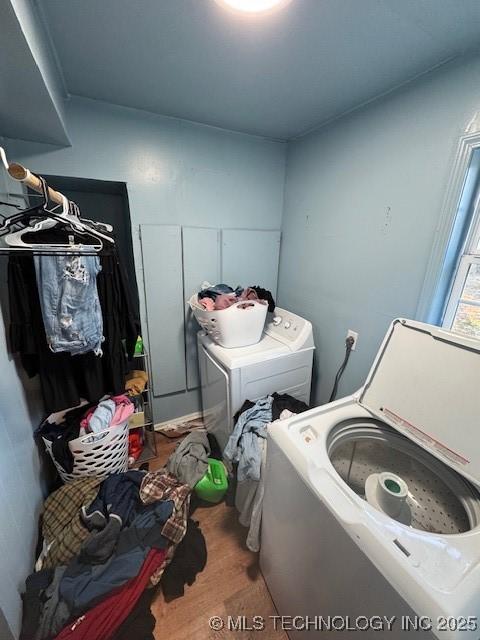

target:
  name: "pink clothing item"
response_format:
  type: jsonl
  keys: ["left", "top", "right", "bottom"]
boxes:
{"left": 199, "top": 297, "right": 215, "bottom": 311}
{"left": 214, "top": 293, "right": 237, "bottom": 310}
{"left": 197, "top": 288, "right": 266, "bottom": 313}
{"left": 81, "top": 394, "right": 134, "bottom": 430}
{"left": 110, "top": 395, "right": 134, "bottom": 426}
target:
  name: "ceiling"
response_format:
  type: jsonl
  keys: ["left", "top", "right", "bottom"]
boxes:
{"left": 0, "top": 0, "right": 69, "bottom": 145}
{"left": 38, "top": 0, "right": 480, "bottom": 140}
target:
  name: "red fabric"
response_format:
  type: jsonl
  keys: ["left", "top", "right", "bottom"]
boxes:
{"left": 128, "top": 431, "right": 143, "bottom": 461}
{"left": 54, "top": 549, "right": 165, "bottom": 640}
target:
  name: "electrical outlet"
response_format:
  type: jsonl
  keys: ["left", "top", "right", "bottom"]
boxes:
{"left": 347, "top": 330, "right": 359, "bottom": 350}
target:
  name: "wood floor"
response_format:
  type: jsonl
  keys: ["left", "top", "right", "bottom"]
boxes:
{"left": 149, "top": 433, "right": 288, "bottom": 639}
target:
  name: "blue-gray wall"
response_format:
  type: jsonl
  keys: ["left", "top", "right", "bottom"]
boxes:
{"left": 278, "top": 52, "right": 480, "bottom": 405}
{"left": 1, "top": 0, "right": 69, "bottom": 144}
{"left": 4, "top": 48, "right": 480, "bottom": 637}
{"left": 0, "top": 166, "right": 47, "bottom": 638}
{"left": 6, "top": 96, "right": 287, "bottom": 423}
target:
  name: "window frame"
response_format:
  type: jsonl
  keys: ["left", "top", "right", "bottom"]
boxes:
{"left": 417, "top": 127, "right": 480, "bottom": 326}
{"left": 442, "top": 256, "right": 480, "bottom": 330}
{"left": 469, "top": 200, "right": 480, "bottom": 252}
{"left": 442, "top": 190, "right": 480, "bottom": 334}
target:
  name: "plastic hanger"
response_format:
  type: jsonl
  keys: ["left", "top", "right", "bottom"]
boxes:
{"left": 69, "top": 200, "right": 114, "bottom": 233}
{"left": 0, "top": 200, "right": 22, "bottom": 210}
{"left": 0, "top": 176, "right": 52, "bottom": 233}
{"left": 0, "top": 147, "right": 114, "bottom": 250}
{"left": 0, "top": 147, "right": 9, "bottom": 171}
{"left": 3, "top": 179, "right": 105, "bottom": 252}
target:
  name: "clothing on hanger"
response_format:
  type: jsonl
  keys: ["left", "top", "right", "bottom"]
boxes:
{"left": 9, "top": 231, "right": 140, "bottom": 413}
{"left": 34, "top": 253, "right": 104, "bottom": 356}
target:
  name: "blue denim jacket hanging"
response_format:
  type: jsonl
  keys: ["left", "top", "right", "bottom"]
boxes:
{"left": 34, "top": 254, "right": 104, "bottom": 355}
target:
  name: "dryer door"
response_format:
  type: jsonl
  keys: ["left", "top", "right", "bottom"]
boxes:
{"left": 199, "top": 345, "right": 231, "bottom": 452}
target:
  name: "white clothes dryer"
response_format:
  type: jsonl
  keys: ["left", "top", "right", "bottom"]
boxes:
{"left": 260, "top": 318, "right": 480, "bottom": 640}
{"left": 198, "top": 307, "right": 314, "bottom": 451}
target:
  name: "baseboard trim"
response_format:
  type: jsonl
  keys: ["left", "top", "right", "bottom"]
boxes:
{"left": 154, "top": 410, "right": 203, "bottom": 432}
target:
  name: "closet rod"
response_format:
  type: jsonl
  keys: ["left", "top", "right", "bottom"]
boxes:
{"left": 0, "top": 147, "right": 64, "bottom": 206}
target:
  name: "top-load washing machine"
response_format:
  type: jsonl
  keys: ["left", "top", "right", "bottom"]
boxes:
{"left": 198, "top": 307, "right": 314, "bottom": 451}
{"left": 260, "top": 318, "right": 480, "bottom": 640}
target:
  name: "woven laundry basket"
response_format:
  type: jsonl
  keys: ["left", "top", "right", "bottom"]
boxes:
{"left": 188, "top": 293, "right": 267, "bottom": 348}
{"left": 43, "top": 420, "right": 129, "bottom": 483}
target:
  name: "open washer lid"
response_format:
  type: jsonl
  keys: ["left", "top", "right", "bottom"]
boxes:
{"left": 358, "top": 318, "right": 480, "bottom": 488}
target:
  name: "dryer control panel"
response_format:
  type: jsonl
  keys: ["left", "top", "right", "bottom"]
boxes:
{"left": 264, "top": 307, "right": 314, "bottom": 351}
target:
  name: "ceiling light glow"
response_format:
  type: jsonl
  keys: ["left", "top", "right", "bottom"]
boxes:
{"left": 217, "top": 0, "right": 290, "bottom": 14}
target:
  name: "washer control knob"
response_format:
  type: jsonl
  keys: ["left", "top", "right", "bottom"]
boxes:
{"left": 284, "top": 321, "right": 291, "bottom": 329}
{"left": 272, "top": 316, "right": 282, "bottom": 326}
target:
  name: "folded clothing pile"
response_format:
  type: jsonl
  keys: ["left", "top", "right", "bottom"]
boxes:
{"left": 196, "top": 283, "right": 275, "bottom": 312}
{"left": 22, "top": 469, "right": 207, "bottom": 640}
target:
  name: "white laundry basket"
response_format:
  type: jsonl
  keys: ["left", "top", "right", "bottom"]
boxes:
{"left": 189, "top": 293, "right": 268, "bottom": 348}
{"left": 43, "top": 420, "right": 129, "bottom": 483}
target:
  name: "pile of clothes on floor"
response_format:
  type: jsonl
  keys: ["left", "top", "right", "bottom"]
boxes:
{"left": 224, "top": 393, "right": 310, "bottom": 552}
{"left": 195, "top": 283, "right": 275, "bottom": 312}
{"left": 21, "top": 467, "right": 207, "bottom": 640}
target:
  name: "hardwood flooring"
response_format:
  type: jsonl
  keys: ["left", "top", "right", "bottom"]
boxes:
{"left": 149, "top": 433, "right": 288, "bottom": 639}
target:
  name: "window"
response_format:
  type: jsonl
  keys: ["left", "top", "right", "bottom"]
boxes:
{"left": 443, "top": 189, "right": 480, "bottom": 340}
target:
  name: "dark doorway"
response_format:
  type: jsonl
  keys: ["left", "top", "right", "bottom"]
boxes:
{"left": 43, "top": 175, "right": 139, "bottom": 311}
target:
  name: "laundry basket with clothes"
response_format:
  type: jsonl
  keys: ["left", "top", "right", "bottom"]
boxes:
{"left": 188, "top": 282, "right": 275, "bottom": 348}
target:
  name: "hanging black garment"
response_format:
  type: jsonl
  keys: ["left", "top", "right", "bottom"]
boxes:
{"left": 8, "top": 231, "right": 140, "bottom": 413}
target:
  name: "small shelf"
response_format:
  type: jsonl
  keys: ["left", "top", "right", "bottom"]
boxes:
{"left": 128, "top": 341, "right": 157, "bottom": 464}
{"left": 128, "top": 420, "right": 154, "bottom": 431}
